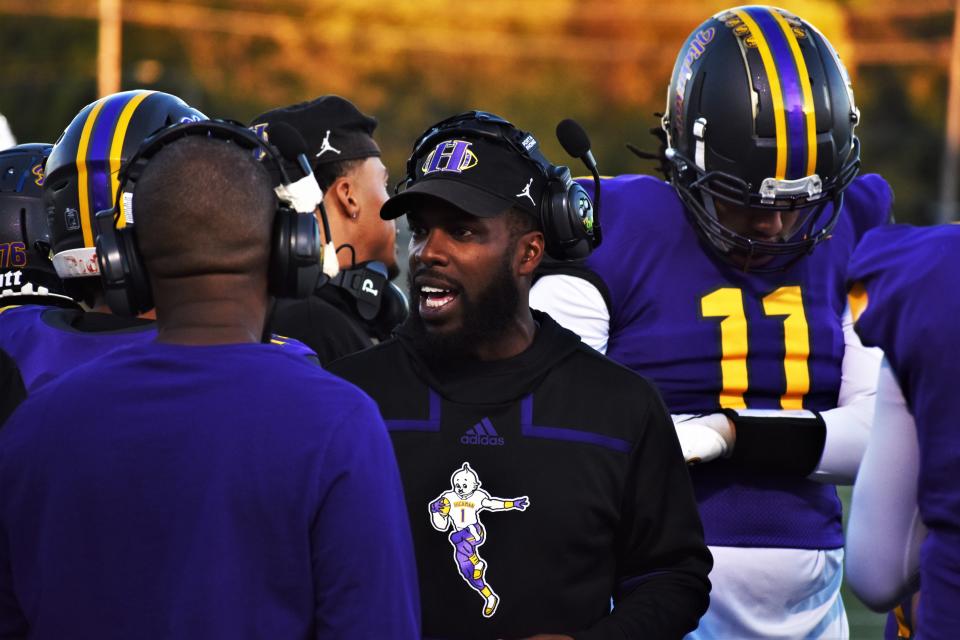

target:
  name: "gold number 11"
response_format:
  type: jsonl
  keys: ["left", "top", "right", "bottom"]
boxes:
{"left": 701, "top": 286, "right": 810, "bottom": 410}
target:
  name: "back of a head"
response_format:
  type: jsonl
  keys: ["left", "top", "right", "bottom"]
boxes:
{"left": 0, "top": 144, "right": 76, "bottom": 307}
{"left": 133, "top": 135, "right": 276, "bottom": 284}
{"left": 42, "top": 90, "right": 206, "bottom": 304}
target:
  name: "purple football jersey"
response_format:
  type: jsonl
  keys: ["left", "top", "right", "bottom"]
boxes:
{"left": 850, "top": 224, "right": 960, "bottom": 638}
{"left": 0, "top": 305, "right": 155, "bottom": 391}
{"left": 583, "top": 174, "right": 892, "bottom": 548}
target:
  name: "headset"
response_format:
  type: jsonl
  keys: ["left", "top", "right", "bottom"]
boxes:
{"left": 95, "top": 119, "right": 321, "bottom": 316}
{"left": 398, "top": 111, "right": 599, "bottom": 261}
{"left": 328, "top": 258, "right": 409, "bottom": 337}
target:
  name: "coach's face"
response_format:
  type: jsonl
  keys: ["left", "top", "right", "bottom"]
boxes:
{"left": 406, "top": 201, "right": 523, "bottom": 350}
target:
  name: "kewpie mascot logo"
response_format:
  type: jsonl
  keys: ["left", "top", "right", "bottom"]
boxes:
{"left": 428, "top": 462, "right": 529, "bottom": 618}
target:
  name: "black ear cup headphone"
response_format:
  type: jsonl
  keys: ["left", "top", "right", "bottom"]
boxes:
{"left": 94, "top": 119, "right": 322, "bottom": 316}
{"left": 329, "top": 260, "right": 409, "bottom": 337}
{"left": 399, "top": 111, "right": 598, "bottom": 261}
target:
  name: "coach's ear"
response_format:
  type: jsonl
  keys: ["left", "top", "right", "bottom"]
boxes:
{"left": 516, "top": 230, "right": 545, "bottom": 277}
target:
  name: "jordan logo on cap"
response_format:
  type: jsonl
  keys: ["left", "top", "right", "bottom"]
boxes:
{"left": 516, "top": 178, "right": 535, "bottom": 205}
{"left": 316, "top": 130, "right": 341, "bottom": 157}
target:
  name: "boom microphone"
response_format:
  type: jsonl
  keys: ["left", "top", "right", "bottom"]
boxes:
{"left": 556, "top": 118, "right": 602, "bottom": 246}
{"left": 269, "top": 122, "right": 314, "bottom": 180}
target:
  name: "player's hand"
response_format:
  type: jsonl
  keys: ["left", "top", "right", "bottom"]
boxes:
{"left": 671, "top": 413, "right": 735, "bottom": 465}
{"left": 512, "top": 497, "right": 529, "bottom": 511}
{"left": 429, "top": 498, "right": 447, "bottom": 514}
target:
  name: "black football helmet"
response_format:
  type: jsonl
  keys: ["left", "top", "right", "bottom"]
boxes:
{"left": 0, "top": 143, "right": 77, "bottom": 306}
{"left": 43, "top": 90, "right": 206, "bottom": 282}
{"left": 662, "top": 6, "right": 860, "bottom": 266}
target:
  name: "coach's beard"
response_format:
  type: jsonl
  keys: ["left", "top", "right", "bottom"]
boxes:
{"left": 405, "top": 252, "right": 520, "bottom": 363}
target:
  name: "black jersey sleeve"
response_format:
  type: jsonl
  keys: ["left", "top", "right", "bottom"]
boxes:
{"left": 576, "top": 384, "right": 712, "bottom": 639}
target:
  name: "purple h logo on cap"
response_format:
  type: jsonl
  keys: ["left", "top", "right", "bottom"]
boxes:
{"left": 422, "top": 140, "right": 478, "bottom": 176}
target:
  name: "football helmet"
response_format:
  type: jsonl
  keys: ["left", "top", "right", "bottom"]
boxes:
{"left": 662, "top": 6, "right": 860, "bottom": 266}
{"left": 0, "top": 143, "right": 76, "bottom": 306}
{"left": 43, "top": 90, "right": 206, "bottom": 280}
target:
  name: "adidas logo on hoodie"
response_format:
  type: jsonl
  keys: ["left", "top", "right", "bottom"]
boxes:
{"left": 460, "top": 418, "right": 504, "bottom": 446}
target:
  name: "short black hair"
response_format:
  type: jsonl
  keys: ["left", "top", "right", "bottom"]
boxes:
{"left": 134, "top": 136, "right": 277, "bottom": 279}
{"left": 503, "top": 207, "right": 540, "bottom": 241}
{"left": 313, "top": 158, "right": 364, "bottom": 192}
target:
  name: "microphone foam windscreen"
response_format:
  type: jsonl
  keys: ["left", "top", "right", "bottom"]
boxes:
{"left": 556, "top": 119, "right": 591, "bottom": 159}
{"left": 268, "top": 121, "right": 310, "bottom": 160}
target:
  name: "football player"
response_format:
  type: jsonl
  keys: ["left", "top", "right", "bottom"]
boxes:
{"left": 531, "top": 6, "right": 891, "bottom": 638}
{"left": 845, "top": 224, "right": 960, "bottom": 640}
{"left": 0, "top": 143, "right": 77, "bottom": 413}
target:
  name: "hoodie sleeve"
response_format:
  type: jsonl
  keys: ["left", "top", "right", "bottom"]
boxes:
{"left": 575, "top": 383, "right": 712, "bottom": 640}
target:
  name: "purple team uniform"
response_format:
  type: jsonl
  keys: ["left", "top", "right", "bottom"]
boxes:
{"left": 0, "top": 304, "right": 316, "bottom": 392}
{"left": 849, "top": 224, "right": 960, "bottom": 639}
{"left": 0, "top": 340, "right": 419, "bottom": 639}
{"left": 582, "top": 173, "right": 891, "bottom": 549}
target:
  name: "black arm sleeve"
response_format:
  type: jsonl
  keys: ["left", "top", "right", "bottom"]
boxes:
{"left": 723, "top": 409, "right": 827, "bottom": 476}
{"left": 0, "top": 349, "right": 25, "bottom": 428}
{"left": 576, "top": 386, "right": 712, "bottom": 639}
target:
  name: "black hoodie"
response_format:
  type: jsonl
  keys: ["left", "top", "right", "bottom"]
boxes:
{"left": 328, "top": 312, "right": 711, "bottom": 639}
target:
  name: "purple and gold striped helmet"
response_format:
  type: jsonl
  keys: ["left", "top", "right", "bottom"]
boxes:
{"left": 663, "top": 6, "right": 860, "bottom": 262}
{"left": 43, "top": 90, "right": 206, "bottom": 280}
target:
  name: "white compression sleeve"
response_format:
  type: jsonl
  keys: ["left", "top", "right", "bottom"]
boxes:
{"left": 530, "top": 274, "right": 610, "bottom": 354}
{"left": 845, "top": 360, "right": 925, "bottom": 611}
{"left": 809, "top": 304, "right": 884, "bottom": 484}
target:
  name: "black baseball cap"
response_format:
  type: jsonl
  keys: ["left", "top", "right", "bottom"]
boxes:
{"left": 249, "top": 95, "right": 381, "bottom": 169}
{"left": 380, "top": 115, "right": 548, "bottom": 221}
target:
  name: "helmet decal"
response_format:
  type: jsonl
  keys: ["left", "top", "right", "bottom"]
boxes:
{"left": 672, "top": 27, "right": 716, "bottom": 138}
{"left": 724, "top": 7, "right": 817, "bottom": 181}
{"left": 31, "top": 163, "right": 44, "bottom": 187}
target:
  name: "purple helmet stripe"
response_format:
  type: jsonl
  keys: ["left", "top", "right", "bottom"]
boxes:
{"left": 746, "top": 7, "right": 808, "bottom": 180}
{"left": 86, "top": 93, "right": 134, "bottom": 218}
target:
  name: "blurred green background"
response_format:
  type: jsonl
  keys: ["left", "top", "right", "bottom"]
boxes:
{"left": 1, "top": 2, "right": 947, "bottom": 636}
